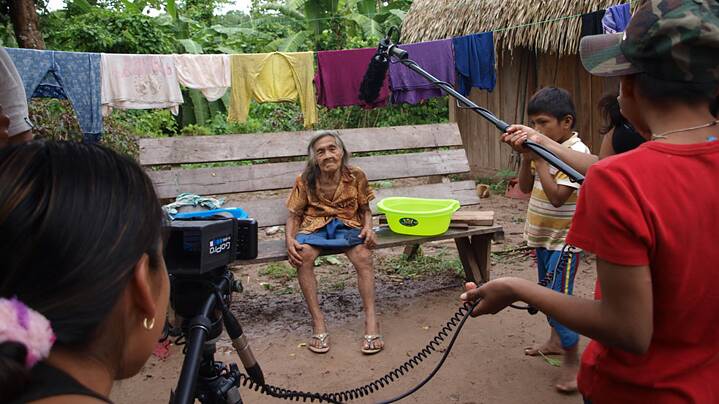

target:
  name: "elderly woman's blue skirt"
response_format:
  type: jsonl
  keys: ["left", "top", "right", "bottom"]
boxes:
{"left": 295, "top": 218, "right": 363, "bottom": 249}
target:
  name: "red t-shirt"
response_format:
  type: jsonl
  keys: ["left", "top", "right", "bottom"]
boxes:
{"left": 566, "top": 140, "right": 719, "bottom": 404}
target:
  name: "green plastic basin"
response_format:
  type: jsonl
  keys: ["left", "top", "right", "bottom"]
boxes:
{"left": 376, "top": 197, "right": 460, "bottom": 236}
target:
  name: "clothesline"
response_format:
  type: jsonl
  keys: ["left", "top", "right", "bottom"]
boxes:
{"left": 4, "top": 3, "right": 631, "bottom": 142}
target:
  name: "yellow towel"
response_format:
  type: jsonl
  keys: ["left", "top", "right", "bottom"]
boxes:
{"left": 229, "top": 52, "right": 317, "bottom": 128}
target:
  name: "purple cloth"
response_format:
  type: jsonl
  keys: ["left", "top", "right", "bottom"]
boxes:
{"left": 388, "top": 39, "right": 455, "bottom": 104}
{"left": 602, "top": 3, "right": 631, "bottom": 33}
{"left": 314, "top": 47, "right": 389, "bottom": 109}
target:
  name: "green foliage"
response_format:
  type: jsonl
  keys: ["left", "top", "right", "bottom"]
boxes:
{"left": 45, "top": 8, "right": 175, "bottom": 54}
{"left": 28, "top": 99, "right": 139, "bottom": 158}
{"left": 476, "top": 169, "right": 517, "bottom": 193}
{"left": 260, "top": 262, "right": 297, "bottom": 281}
{"left": 384, "top": 249, "right": 463, "bottom": 279}
{"left": 318, "top": 97, "right": 450, "bottom": 129}
{"left": 123, "top": 109, "right": 179, "bottom": 137}
{"left": 0, "top": 22, "right": 17, "bottom": 47}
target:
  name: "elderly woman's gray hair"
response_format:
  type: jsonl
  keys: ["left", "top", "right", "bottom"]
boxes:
{"left": 302, "top": 131, "right": 351, "bottom": 197}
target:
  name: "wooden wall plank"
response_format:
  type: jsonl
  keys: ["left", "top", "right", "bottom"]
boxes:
{"left": 224, "top": 180, "right": 481, "bottom": 228}
{"left": 149, "top": 149, "right": 471, "bottom": 198}
{"left": 140, "top": 123, "right": 463, "bottom": 166}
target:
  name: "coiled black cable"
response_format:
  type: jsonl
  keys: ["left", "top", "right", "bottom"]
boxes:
{"left": 234, "top": 244, "right": 578, "bottom": 403}
{"left": 510, "top": 244, "right": 574, "bottom": 313}
{"left": 236, "top": 299, "right": 481, "bottom": 403}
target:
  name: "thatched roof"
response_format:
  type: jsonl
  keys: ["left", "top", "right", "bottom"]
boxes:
{"left": 401, "top": 0, "right": 631, "bottom": 55}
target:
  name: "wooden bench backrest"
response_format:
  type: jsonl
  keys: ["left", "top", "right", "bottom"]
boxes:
{"left": 139, "top": 123, "right": 479, "bottom": 228}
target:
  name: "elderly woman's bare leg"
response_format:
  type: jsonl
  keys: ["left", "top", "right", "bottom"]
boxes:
{"left": 346, "top": 244, "right": 384, "bottom": 353}
{"left": 296, "top": 244, "right": 328, "bottom": 352}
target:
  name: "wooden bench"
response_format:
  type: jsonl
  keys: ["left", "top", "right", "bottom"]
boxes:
{"left": 139, "top": 123, "right": 504, "bottom": 283}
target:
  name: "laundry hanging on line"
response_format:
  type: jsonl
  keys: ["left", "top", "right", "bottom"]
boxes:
{"left": 581, "top": 9, "right": 607, "bottom": 37}
{"left": 388, "top": 39, "right": 455, "bottom": 105}
{"left": 603, "top": 3, "right": 632, "bottom": 33}
{"left": 452, "top": 32, "right": 496, "bottom": 96}
{"left": 314, "top": 47, "right": 390, "bottom": 109}
{"left": 228, "top": 52, "right": 317, "bottom": 128}
{"left": 173, "top": 54, "right": 231, "bottom": 101}
{"left": 101, "top": 53, "right": 184, "bottom": 116}
{"left": 5, "top": 47, "right": 103, "bottom": 141}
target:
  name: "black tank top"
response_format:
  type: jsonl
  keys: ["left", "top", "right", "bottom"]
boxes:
{"left": 612, "top": 122, "right": 646, "bottom": 154}
{"left": 8, "top": 362, "right": 113, "bottom": 404}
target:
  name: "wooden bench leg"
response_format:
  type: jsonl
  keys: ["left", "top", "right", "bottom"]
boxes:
{"left": 455, "top": 237, "right": 482, "bottom": 284}
{"left": 403, "top": 244, "right": 421, "bottom": 261}
{"left": 470, "top": 234, "right": 492, "bottom": 283}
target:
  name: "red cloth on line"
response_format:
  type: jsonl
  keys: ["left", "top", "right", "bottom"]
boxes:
{"left": 566, "top": 140, "right": 719, "bottom": 404}
{"left": 314, "top": 48, "right": 389, "bottom": 109}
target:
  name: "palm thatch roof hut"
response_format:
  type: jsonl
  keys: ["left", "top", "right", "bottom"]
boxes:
{"left": 402, "top": 0, "right": 629, "bottom": 175}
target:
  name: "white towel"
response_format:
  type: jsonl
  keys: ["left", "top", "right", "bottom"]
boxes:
{"left": 173, "top": 54, "right": 231, "bottom": 102}
{"left": 101, "top": 54, "right": 184, "bottom": 116}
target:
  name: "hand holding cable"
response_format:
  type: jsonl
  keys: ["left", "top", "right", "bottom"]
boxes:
{"left": 460, "top": 281, "right": 524, "bottom": 317}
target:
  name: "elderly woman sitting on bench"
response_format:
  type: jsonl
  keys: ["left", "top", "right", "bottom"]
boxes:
{"left": 286, "top": 131, "right": 384, "bottom": 355}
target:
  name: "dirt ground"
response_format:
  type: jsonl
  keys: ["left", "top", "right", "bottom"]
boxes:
{"left": 112, "top": 194, "right": 596, "bottom": 404}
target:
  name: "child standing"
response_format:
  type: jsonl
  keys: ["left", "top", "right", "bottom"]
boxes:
{"left": 517, "top": 87, "right": 590, "bottom": 393}
{"left": 462, "top": 1, "right": 719, "bottom": 402}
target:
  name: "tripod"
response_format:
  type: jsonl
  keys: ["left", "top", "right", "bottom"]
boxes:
{"left": 191, "top": 340, "right": 244, "bottom": 404}
{"left": 170, "top": 268, "right": 262, "bottom": 404}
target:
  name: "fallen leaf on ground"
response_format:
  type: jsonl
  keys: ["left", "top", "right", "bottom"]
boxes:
{"left": 539, "top": 351, "right": 561, "bottom": 367}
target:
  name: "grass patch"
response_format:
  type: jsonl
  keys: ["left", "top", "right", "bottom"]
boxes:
{"left": 385, "top": 249, "right": 463, "bottom": 279}
{"left": 259, "top": 263, "right": 297, "bottom": 281}
{"left": 328, "top": 280, "right": 346, "bottom": 291}
{"left": 476, "top": 169, "right": 517, "bottom": 194}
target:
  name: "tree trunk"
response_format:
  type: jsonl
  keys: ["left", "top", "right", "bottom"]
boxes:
{"left": 9, "top": 0, "right": 45, "bottom": 49}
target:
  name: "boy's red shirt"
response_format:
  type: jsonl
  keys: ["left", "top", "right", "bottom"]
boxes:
{"left": 566, "top": 140, "right": 719, "bottom": 404}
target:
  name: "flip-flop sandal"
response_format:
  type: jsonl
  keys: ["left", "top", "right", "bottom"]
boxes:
{"left": 555, "top": 381, "right": 579, "bottom": 394}
{"left": 524, "top": 347, "right": 562, "bottom": 356}
{"left": 308, "top": 333, "right": 330, "bottom": 354}
{"left": 361, "top": 334, "right": 384, "bottom": 355}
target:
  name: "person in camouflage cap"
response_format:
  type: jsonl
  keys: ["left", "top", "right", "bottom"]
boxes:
{"left": 462, "top": 1, "right": 719, "bottom": 403}
{"left": 581, "top": 0, "right": 719, "bottom": 83}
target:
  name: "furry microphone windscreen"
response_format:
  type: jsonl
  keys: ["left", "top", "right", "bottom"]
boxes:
{"left": 358, "top": 52, "right": 389, "bottom": 104}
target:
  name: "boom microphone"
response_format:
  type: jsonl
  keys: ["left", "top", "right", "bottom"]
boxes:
{"left": 358, "top": 39, "right": 391, "bottom": 104}
{"left": 357, "top": 27, "right": 585, "bottom": 184}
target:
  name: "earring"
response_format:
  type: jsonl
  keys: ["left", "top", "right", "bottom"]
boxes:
{"left": 143, "top": 317, "right": 155, "bottom": 330}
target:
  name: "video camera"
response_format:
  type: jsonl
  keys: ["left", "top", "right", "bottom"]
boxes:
{"left": 165, "top": 216, "right": 258, "bottom": 274}
{"left": 162, "top": 214, "right": 262, "bottom": 404}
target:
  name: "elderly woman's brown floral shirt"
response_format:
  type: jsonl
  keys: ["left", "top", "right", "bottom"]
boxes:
{"left": 286, "top": 166, "right": 375, "bottom": 233}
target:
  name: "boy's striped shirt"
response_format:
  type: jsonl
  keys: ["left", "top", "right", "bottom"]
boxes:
{"left": 524, "top": 133, "right": 591, "bottom": 250}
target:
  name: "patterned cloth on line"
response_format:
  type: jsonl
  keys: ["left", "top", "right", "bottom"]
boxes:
{"left": 5, "top": 48, "right": 102, "bottom": 141}
{"left": 101, "top": 53, "right": 183, "bottom": 116}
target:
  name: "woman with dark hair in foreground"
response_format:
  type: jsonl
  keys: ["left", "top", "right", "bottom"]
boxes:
{"left": 0, "top": 141, "right": 169, "bottom": 403}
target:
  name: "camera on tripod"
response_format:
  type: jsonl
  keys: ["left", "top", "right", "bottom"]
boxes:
{"left": 163, "top": 215, "right": 264, "bottom": 404}
{"left": 165, "top": 216, "right": 258, "bottom": 274}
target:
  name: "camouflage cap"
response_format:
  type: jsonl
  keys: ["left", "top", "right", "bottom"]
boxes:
{"left": 580, "top": 0, "right": 719, "bottom": 83}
